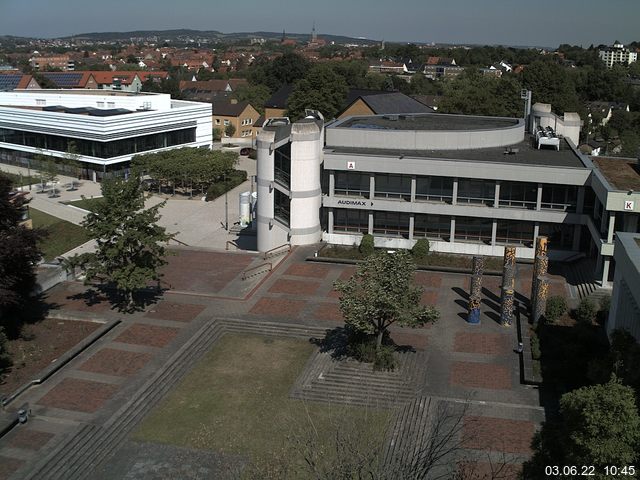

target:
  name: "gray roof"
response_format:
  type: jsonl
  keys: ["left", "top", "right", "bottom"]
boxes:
{"left": 355, "top": 92, "right": 435, "bottom": 115}
{"left": 338, "top": 114, "right": 517, "bottom": 131}
{"left": 212, "top": 100, "right": 250, "bottom": 117}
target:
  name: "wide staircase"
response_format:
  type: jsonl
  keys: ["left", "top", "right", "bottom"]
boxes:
{"left": 563, "top": 258, "right": 611, "bottom": 302}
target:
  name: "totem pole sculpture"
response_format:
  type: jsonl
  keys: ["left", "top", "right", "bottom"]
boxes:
{"left": 500, "top": 246, "right": 517, "bottom": 326}
{"left": 530, "top": 236, "right": 549, "bottom": 328}
{"left": 468, "top": 255, "right": 484, "bottom": 324}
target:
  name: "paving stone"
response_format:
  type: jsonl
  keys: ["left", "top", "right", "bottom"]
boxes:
{"left": 284, "top": 263, "right": 330, "bottom": 279}
{"left": 78, "top": 348, "right": 153, "bottom": 377}
{"left": 463, "top": 415, "right": 535, "bottom": 454}
{"left": 310, "top": 303, "right": 344, "bottom": 323}
{"left": 144, "top": 301, "right": 206, "bottom": 322}
{"left": 450, "top": 362, "right": 512, "bottom": 390}
{"left": 115, "top": 324, "right": 180, "bottom": 348}
{"left": 414, "top": 272, "right": 443, "bottom": 288}
{"left": 0, "top": 455, "right": 24, "bottom": 480}
{"left": 389, "top": 331, "right": 428, "bottom": 350}
{"left": 268, "top": 279, "right": 319, "bottom": 295}
{"left": 249, "top": 297, "right": 305, "bottom": 317}
{"left": 36, "top": 378, "right": 119, "bottom": 413}
{"left": 4, "top": 428, "right": 54, "bottom": 451}
{"left": 453, "top": 332, "right": 511, "bottom": 355}
{"left": 421, "top": 291, "right": 438, "bottom": 305}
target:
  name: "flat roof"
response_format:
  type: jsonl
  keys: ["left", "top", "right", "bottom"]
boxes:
{"left": 592, "top": 157, "right": 640, "bottom": 191}
{"left": 337, "top": 113, "right": 519, "bottom": 131}
{"left": 15, "top": 89, "right": 151, "bottom": 97}
{"left": 327, "top": 136, "right": 585, "bottom": 168}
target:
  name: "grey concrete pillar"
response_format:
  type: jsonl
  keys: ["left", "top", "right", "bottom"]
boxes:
{"left": 491, "top": 220, "right": 497, "bottom": 246}
{"left": 602, "top": 258, "right": 611, "bottom": 285}
{"left": 536, "top": 184, "right": 543, "bottom": 211}
{"left": 450, "top": 217, "right": 456, "bottom": 243}
{"left": 410, "top": 176, "right": 416, "bottom": 202}
{"left": 329, "top": 171, "right": 335, "bottom": 196}
{"left": 409, "top": 215, "right": 415, "bottom": 240}
{"left": 533, "top": 222, "right": 540, "bottom": 246}
{"left": 607, "top": 212, "right": 616, "bottom": 244}
{"left": 368, "top": 211, "right": 374, "bottom": 234}
{"left": 369, "top": 174, "right": 375, "bottom": 200}
{"left": 452, "top": 178, "right": 458, "bottom": 205}
{"left": 494, "top": 181, "right": 500, "bottom": 208}
{"left": 576, "top": 186, "right": 585, "bottom": 214}
{"left": 328, "top": 208, "right": 334, "bottom": 233}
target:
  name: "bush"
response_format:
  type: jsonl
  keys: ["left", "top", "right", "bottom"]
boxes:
{"left": 599, "top": 294, "right": 611, "bottom": 314}
{"left": 545, "top": 296, "right": 568, "bottom": 324}
{"left": 358, "top": 234, "right": 375, "bottom": 256}
{"left": 531, "top": 333, "right": 541, "bottom": 360}
{"left": 411, "top": 238, "right": 430, "bottom": 259}
{"left": 347, "top": 331, "right": 397, "bottom": 371}
{"left": 576, "top": 298, "right": 598, "bottom": 324}
{"left": 0, "top": 326, "right": 12, "bottom": 372}
{"left": 205, "top": 170, "right": 248, "bottom": 201}
{"left": 248, "top": 148, "right": 257, "bottom": 160}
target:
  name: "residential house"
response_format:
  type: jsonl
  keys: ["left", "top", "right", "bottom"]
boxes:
{"left": 0, "top": 73, "right": 41, "bottom": 91}
{"left": 338, "top": 91, "right": 435, "bottom": 118}
{"left": 39, "top": 71, "right": 98, "bottom": 89}
{"left": 599, "top": 41, "right": 638, "bottom": 68}
{"left": 422, "top": 58, "right": 464, "bottom": 79}
{"left": 212, "top": 99, "right": 261, "bottom": 140}
{"left": 30, "top": 54, "right": 74, "bottom": 71}
{"left": 264, "top": 84, "right": 294, "bottom": 119}
{"left": 179, "top": 79, "right": 248, "bottom": 102}
{"left": 368, "top": 60, "right": 407, "bottom": 74}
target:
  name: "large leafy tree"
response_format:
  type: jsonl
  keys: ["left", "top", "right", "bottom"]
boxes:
{"left": 68, "top": 176, "right": 173, "bottom": 310}
{"left": 0, "top": 173, "right": 42, "bottom": 330}
{"left": 286, "top": 64, "right": 349, "bottom": 121}
{"left": 334, "top": 251, "right": 439, "bottom": 350}
{"left": 524, "top": 376, "right": 640, "bottom": 477}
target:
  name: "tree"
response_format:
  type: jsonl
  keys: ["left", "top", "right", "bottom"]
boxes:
{"left": 232, "top": 83, "right": 271, "bottom": 114}
{"left": 334, "top": 251, "right": 439, "bottom": 350}
{"left": 525, "top": 376, "right": 640, "bottom": 477}
{"left": 224, "top": 123, "right": 236, "bottom": 138}
{"left": 0, "top": 173, "right": 42, "bottom": 329}
{"left": 43, "top": 159, "right": 59, "bottom": 197}
{"left": 63, "top": 140, "right": 82, "bottom": 190}
{"left": 286, "top": 64, "right": 349, "bottom": 121}
{"left": 0, "top": 326, "right": 11, "bottom": 375}
{"left": 66, "top": 176, "right": 173, "bottom": 310}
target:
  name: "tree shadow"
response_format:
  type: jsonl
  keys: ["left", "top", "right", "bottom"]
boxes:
{"left": 1, "top": 294, "right": 60, "bottom": 339}
{"left": 66, "top": 284, "right": 164, "bottom": 314}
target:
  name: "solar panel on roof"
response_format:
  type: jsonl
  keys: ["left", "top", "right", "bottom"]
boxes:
{"left": 0, "top": 75, "right": 22, "bottom": 91}
{"left": 41, "top": 72, "right": 83, "bottom": 87}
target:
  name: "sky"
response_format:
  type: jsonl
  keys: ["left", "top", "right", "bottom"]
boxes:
{"left": 1, "top": 0, "right": 638, "bottom": 48}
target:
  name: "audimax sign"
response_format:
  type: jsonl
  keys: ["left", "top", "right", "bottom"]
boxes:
{"left": 336, "top": 199, "right": 374, "bottom": 207}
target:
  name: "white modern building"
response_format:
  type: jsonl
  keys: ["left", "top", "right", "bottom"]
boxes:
{"left": 607, "top": 232, "right": 640, "bottom": 341}
{"left": 0, "top": 90, "right": 212, "bottom": 180}
{"left": 256, "top": 107, "right": 640, "bottom": 286}
{"left": 599, "top": 42, "right": 638, "bottom": 68}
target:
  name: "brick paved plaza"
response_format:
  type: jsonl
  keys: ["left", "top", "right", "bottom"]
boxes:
{"left": 0, "top": 246, "right": 559, "bottom": 479}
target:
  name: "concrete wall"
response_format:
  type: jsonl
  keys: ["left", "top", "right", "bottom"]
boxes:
{"left": 0, "top": 90, "right": 172, "bottom": 111}
{"left": 532, "top": 103, "right": 582, "bottom": 146}
{"left": 607, "top": 233, "right": 640, "bottom": 341}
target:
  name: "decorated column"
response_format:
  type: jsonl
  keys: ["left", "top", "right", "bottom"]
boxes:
{"left": 532, "top": 276, "right": 550, "bottom": 328}
{"left": 530, "top": 236, "right": 548, "bottom": 306}
{"left": 468, "top": 256, "right": 484, "bottom": 324}
{"left": 500, "top": 246, "right": 517, "bottom": 326}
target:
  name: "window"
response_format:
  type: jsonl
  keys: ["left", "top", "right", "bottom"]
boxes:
{"left": 499, "top": 181, "right": 537, "bottom": 209}
{"left": 415, "top": 176, "right": 453, "bottom": 202}
{"left": 457, "top": 179, "right": 495, "bottom": 206}
{"left": 274, "top": 143, "right": 291, "bottom": 188}
{"left": 107, "top": 102, "right": 115, "bottom": 108}
{"left": 223, "top": 119, "right": 230, "bottom": 126}
{"left": 36, "top": 99, "right": 46, "bottom": 106}
{"left": 496, "top": 220, "right": 534, "bottom": 245}
{"left": 334, "top": 208, "right": 369, "bottom": 233}
{"left": 414, "top": 214, "right": 450, "bottom": 240}
{"left": 373, "top": 211, "right": 410, "bottom": 238}
{"left": 541, "top": 185, "right": 577, "bottom": 212}
{"left": 274, "top": 189, "right": 290, "bottom": 225}
{"left": 334, "top": 172, "right": 369, "bottom": 197}
{"left": 374, "top": 174, "right": 411, "bottom": 200}
{"left": 455, "top": 216, "right": 493, "bottom": 243}
{"left": 215, "top": 119, "right": 221, "bottom": 125}
{"left": 96, "top": 101, "right": 105, "bottom": 108}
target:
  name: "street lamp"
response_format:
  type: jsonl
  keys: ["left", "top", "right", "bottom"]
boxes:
{"left": 224, "top": 173, "right": 229, "bottom": 231}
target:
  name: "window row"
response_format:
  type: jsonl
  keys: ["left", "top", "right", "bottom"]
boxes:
{"left": 0, "top": 127, "right": 196, "bottom": 159}
{"left": 332, "top": 172, "right": 578, "bottom": 212}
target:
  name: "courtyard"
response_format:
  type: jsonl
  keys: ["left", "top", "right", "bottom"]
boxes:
{"left": 0, "top": 245, "right": 555, "bottom": 479}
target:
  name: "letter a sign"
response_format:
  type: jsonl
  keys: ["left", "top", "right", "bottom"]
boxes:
{"left": 347, "top": 161, "right": 356, "bottom": 170}
{"left": 624, "top": 200, "right": 634, "bottom": 211}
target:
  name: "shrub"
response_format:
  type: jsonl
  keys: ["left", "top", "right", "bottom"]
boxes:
{"left": 576, "top": 298, "right": 598, "bottom": 324}
{"left": 411, "top": 238, "right": 430, "bottom": 259}
{"left": 0, "top": 326, "right": 12, "bottom": 372}
{"left": 205, "top": 170, "right": 248, "bottom": 201}
{"left": 373, "top": 345, "right": 396, "bottom": 371}
{"left": 347, "top": 331, "right": 397, "bottom": 371}
{"left": 358, "top": 234, "right": 375, "bottom": 256}
{"left": 545, "top": 296, "right": 567, "bottom": 324}
{"left": 599, "top": 294, "right": 611, "bottom": 314}
{"left": 531, "top": 333, "right": 541, "bottom": 360}
{"left": 248, "top": 148, "right": 257, "bottom": 160}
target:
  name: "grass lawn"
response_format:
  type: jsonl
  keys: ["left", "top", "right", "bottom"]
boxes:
{"left": 0, "top": 170, "right": 41, "bottom": 188}
{"left": 133, "top": 334, "right": 390, "bottom": 473}
{"left": 30, "top": 208, "right": 91, "bottom": 261}
{"left": 63, "top": 197, "right": 104, "bottom": 212}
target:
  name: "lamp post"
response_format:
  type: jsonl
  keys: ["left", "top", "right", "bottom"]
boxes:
{"left": 224, "top": 173, "right": 229, "bottom": 231}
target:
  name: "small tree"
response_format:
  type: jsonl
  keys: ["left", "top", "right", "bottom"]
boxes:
{"left": 0, "top": 326, "right": 12, "bottom": 374}
{"left": 67, "top": 176, "right": 173, "bottom": 310}
{"left": 44, "top": 159, "right": 59, "bottom": 197}
{"left": 212, "top": 127, "right": 223, "bottom": 141}
{"left": 334, "top": 251, "right": 439, "bottom": 351}
{"left": 576, "top": 298, "right": 597, "bottom": 324}
{"left": 224, "top": 123, "right": 236, "bottom": 138}
{"left": 63, "top": 141, "right": 82, "bottom": 190}
{"left": 358, "top": 233, "right": 374, "bottom": 256}
{"left": 411, "top": 239, "right": 430, "bottom": 260}
{"left": 545, "top": 296, "right": 567, "bottom": 324}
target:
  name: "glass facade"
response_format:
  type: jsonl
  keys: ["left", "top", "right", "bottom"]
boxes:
{"left": 495, "top": 220, "right": 534, "bottom": 245}
{"left": 539, "top": 223, "right": 575, "bottom": 249}
{"left": 373, "top": 211, "right": 410, "bottom": 237}
{"left": 274, "top": 189, "right": 290, "bottom": 225}
{"left": 374, "top": 174, "right": 411, "bottom": 200}
{"left": 414, "top": 213, "right": 450, "bottom": 240}
{"left": 499, "top": 181, "right": 538, "bottom": 209}
{"left": 274, "top": 143, "right": 291, "bottom": 188}
{"left": 334, "top": 172, "right": 369, "bottom": 197}
{"left": 0, "top": 127, "right": 196, "bottom": 159}
{"left": 455, "top": 216, "right": 493, "bottom": 243}
{"left": 541, "top": 184, "right": 577, "bottom": 212}
{"left": 415, "top": 176, "right": 453, "bottom": 203}
{"left": 334, "top": 208, "right": 369, "bottom": 233}
{"left": 457, "top": 179, "right": 495, "bottom": 206}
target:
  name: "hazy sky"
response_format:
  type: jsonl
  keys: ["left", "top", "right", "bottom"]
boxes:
{"left": 1, "top": 0, "right": 638, "bottom": 47}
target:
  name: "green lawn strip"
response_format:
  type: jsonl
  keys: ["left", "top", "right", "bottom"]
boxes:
{"left": 29, "top": 208, "right": 91, "bottom": 261}
{"left": 0, "top": 170, "right": 41, "bottom": 188}
{"left": 62, "top": 197, "right": 105, "bottom": 212}
{"left": 133, "top": 334, "right": 389, "bottom": 470}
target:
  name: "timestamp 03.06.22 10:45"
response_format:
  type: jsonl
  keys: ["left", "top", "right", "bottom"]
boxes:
{"left": 545, "top": 466, "right": 636, "bottom": 477}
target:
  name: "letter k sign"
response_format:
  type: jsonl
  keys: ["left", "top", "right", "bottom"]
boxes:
{"left": 624, "top": 200, "right": 634, "bottom": 211}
